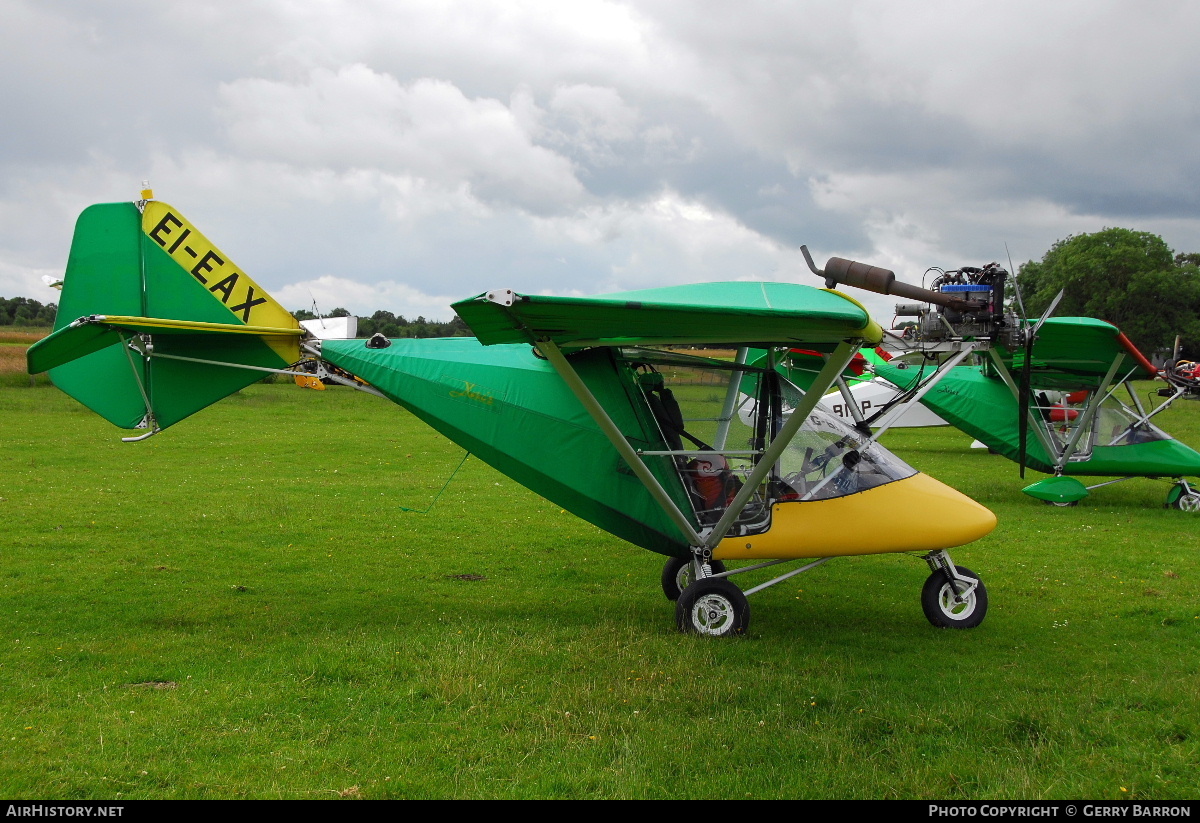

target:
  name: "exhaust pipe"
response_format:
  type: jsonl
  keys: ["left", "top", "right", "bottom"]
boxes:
{"left": 801, "top": 247, "right": 986, "bottom": 312}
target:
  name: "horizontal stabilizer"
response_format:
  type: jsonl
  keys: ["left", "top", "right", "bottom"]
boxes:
{"left": 29, "top": 315, "right": 303, "bottom": 375}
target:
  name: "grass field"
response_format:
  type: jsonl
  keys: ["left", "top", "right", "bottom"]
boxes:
{"left": 1, "top": 366, "right": 1199, "bottom": 799}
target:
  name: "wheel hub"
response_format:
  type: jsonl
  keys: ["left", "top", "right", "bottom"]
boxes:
{"left": 692, "top": 594, "right": 734, "bottom": 635}
{"left": 939, "top": 583, "right": 976, "bottom": 619}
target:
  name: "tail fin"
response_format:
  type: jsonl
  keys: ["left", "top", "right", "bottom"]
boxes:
{"left": 27, "top": 199, "right": 302, "bottom": 436}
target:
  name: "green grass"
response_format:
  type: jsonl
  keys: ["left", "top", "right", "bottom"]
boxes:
{"left": 1, "top": 381, "right": 1198, "bottom": 799}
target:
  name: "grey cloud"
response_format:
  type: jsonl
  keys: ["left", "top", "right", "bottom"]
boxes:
{"left": 2, "top": 0, "right": 1199, "bottom": 316}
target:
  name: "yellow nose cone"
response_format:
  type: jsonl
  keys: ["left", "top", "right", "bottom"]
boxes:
{"left": 715, "top": 472, "right": 997, "bottom": 560}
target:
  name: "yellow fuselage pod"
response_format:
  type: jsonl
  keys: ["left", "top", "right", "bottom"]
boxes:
{"left": 713, "top": 473, "right": 996, "bottom": 561}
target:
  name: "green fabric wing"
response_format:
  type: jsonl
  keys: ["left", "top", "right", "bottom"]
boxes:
{"left": 453, "top": 282, "right": 882, "bottom": 349}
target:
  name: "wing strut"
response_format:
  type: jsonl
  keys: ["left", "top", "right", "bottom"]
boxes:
{"left": 538, "top": 338, "right": 860, "bottom": 551}
{"left": 712, "top": 346, "right": 750, "bottom": 449}
{"left": 865, "top": 346, "right": 976, "bottom": 443}
{"left": 536, "top": 339, "right": 706, "bottom": 547}
{"left": 985, "top": 348, "right": 1059, "bottom": 462}
{"left": 1017, "top": 290, "right": 1065, "bottom": 476}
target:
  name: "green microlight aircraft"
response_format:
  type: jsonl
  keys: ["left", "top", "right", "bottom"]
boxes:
{"left": 805, "top": 254, "right": 1200, "bottom": 511}
{"left": 27, "top": 195, "right": 999, "bottom": 637}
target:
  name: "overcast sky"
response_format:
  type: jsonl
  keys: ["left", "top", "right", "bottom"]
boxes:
{"left": 3, "top": 0, "right": 1198, "bottom": 321}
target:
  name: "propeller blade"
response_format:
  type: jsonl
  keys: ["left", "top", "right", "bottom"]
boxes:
{"left": 1030, "top": 289, "right": 1064, "bottom": 337}
{"left": 1006, "top": 243, "right": 1028, "bottom": 320}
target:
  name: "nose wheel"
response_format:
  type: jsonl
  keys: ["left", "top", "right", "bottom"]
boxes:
{"left": 921, "top": 564, "right": 987, "bottom": 628}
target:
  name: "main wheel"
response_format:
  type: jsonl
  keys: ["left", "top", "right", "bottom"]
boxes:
{"left": 676, "top": 579, "right": 749, "bottom": 637}
{"left": 1167, "top": 485, "right": 1200, "bottom": 512}
{"left": 661, "top": 557, "right": 727, "bottom": 601}
{"left": 921, "top": 565, "right": 987, "bottom": 629}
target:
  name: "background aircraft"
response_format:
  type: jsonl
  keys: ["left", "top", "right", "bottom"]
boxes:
{"left": 28, "top": 196, "right": 998, "bottom": 637}
{"left": 807, "top": 253, "right": 1200, "bottom": 510}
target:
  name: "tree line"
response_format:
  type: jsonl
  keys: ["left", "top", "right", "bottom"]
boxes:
{"left": 0, "top": 296, "right": 56, "bottom": 326}
{"left": 1015, "top": 228, "right": 1200, "bottom": 360}
{"left": 291, "top": 308, "right": 470, "bottom": 339}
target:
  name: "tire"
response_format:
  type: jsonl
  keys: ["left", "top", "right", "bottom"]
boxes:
{"left": 661, "top": 557, "right": 727, "bottom": 601}
{"left": 921, "top": 565, "right": 987, "bottom": 629}
{"left": 1043, "top": 500, "right": 1079, "bottom": 507}
{"left": 675, "top": 578, "right": 749, "bottom": 637}
{"left": 1174, "top": 492, "right": 1200, "bottom": 513}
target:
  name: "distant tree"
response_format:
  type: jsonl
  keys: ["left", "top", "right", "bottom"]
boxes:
{"left": 1015, "top": 228, "right": 1200, "bottom": 358}
{"left": 0, "top": 297, "right": 56, "bottom": 327}
{"left": 288, "top": 305, "right": 466, "bottom": 340}
{"left": 1175, "top": 252, "right": 1200, "bottom": 268}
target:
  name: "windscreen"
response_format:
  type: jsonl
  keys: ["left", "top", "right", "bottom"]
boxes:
{"left": 775, "top": 379, "right": 917, "bottom": 500}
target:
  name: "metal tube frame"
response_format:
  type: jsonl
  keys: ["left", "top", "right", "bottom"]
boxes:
{"left": 1115, "top": 380, "right": 1185, "bottom": 431}
{"left": 147, "top": 349, "right": 390, "bottom": 399}
{"left": 985, "top": 348, "right": 1060, "bottom": 460}
{"left": 833, "top": 374, "right": 868, "bottom": 429}
{"left": 540, "top": 338, "right": 860, "bottom": 558}
{"left": 713, "top": 347, "right": 750, "bottom": 449}
{"left": 866, "top": 345, "right": 976, "bottom": 444}
{"left": 704, "top": 340, "right": 859, "bottom": 549}
{"left": 118, "top": 334, "right": 160, "bottom": 442}
{"left": 1055, "top": 354, "right": 1125, "bottom": 468}
{"left": 637, "top": 450, "right": 762, "bottom": 457}
{"left": 700, "top": 556, "right": 834, "bottom": 598}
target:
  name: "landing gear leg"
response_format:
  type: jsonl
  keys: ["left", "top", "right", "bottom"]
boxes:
{"left": 661, "top": 555, "right": 727, "bottom": 601}
{"left": 921, "top": 550, "right": 988, "bottom": 629}
{"left": 669, "top": 547, "right": 749, "bottom": 636}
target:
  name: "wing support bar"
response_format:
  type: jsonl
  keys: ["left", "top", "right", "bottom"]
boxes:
{"left": 865, "top": 345, "right": 976, "bottom": 443}
{"left": 537, "top": 339, "right": 706, "bottom": 547}
{"left": 795, "top": 347, "right": 964, "bottom": 501}
{"left": 713, "top": 347, "right": 750, "bottom": 449}
{"left": 539, "top": 338, "right": 859, "bottom": 551}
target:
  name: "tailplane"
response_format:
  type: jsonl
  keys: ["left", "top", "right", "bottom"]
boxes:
{"left": 27, "top": 198, "right": 302, "bottom": 437}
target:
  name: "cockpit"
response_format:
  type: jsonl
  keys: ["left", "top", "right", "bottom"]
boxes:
{"left": 620, "top": 347, "right": 916, "bottom": 535}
